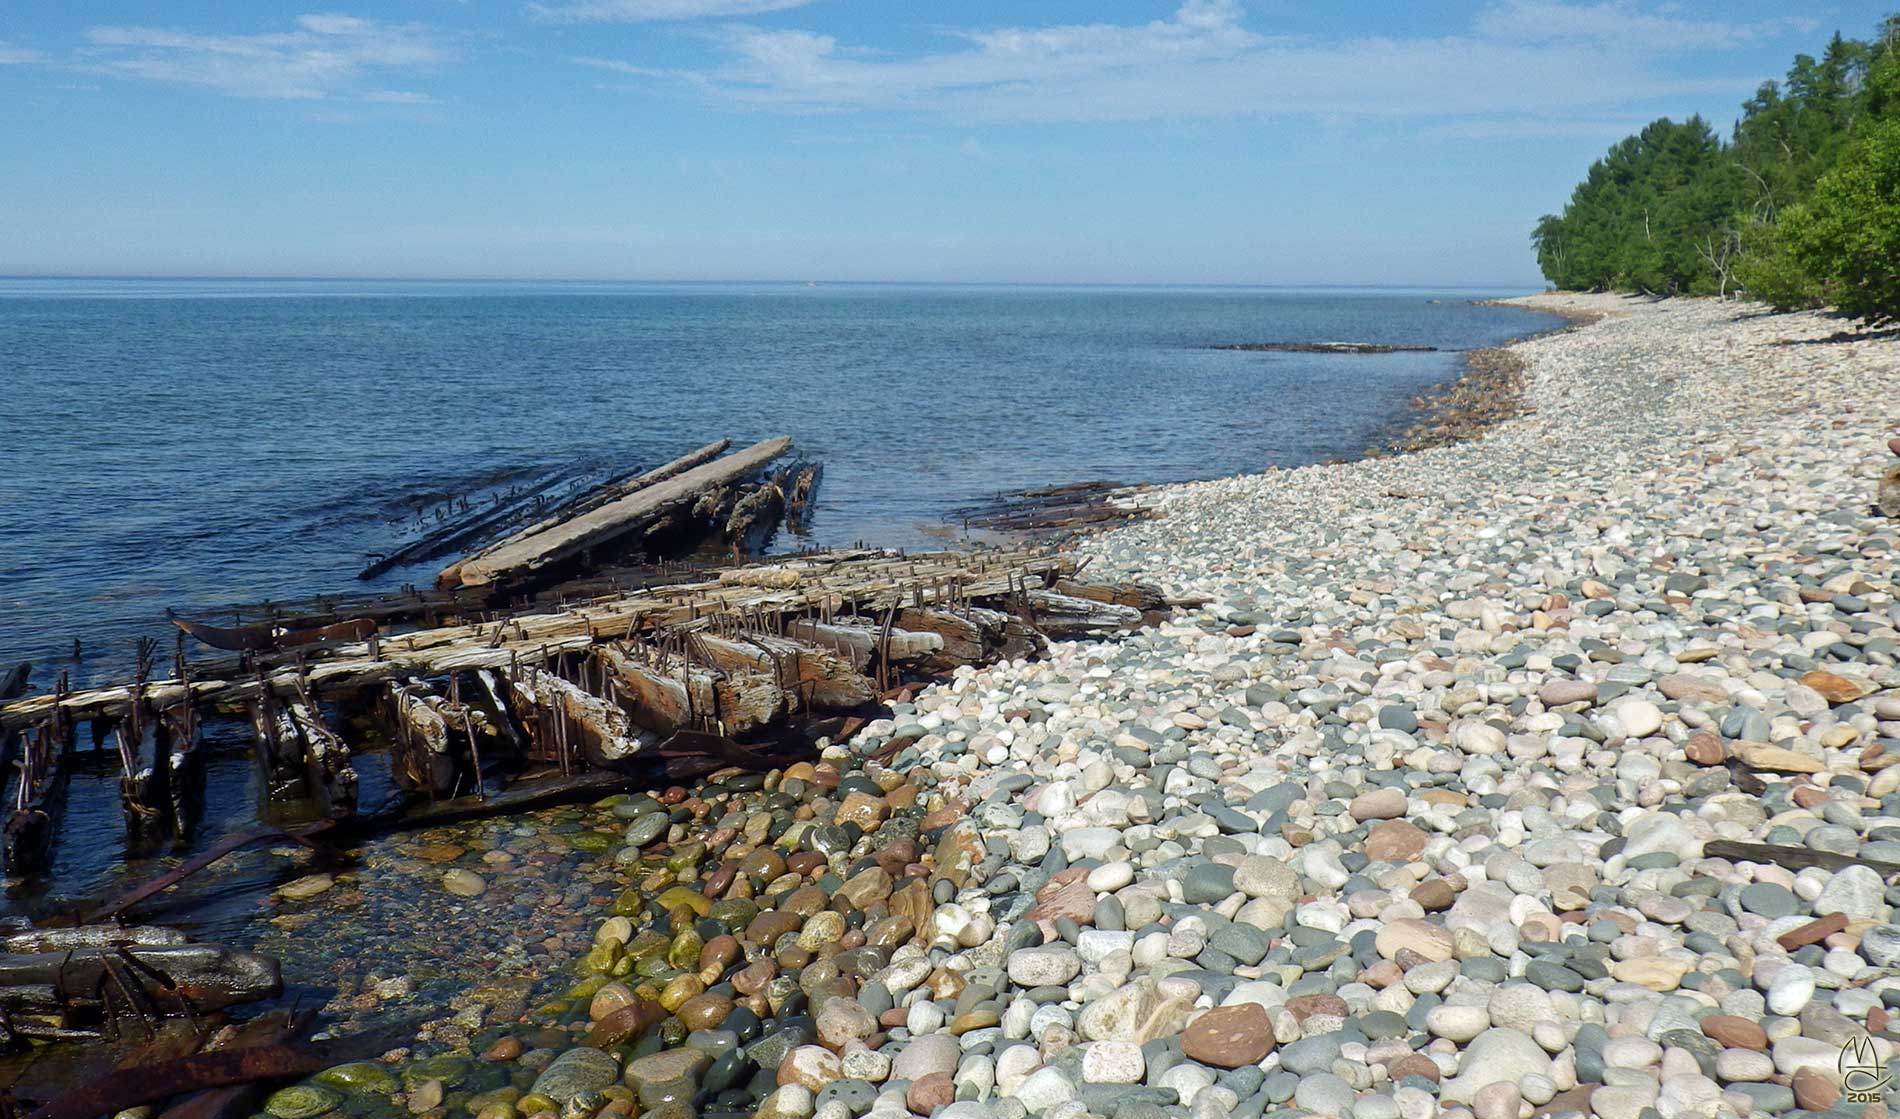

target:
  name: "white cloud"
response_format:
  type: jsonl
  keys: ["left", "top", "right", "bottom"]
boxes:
{"left": 80, "top": 13, "right": 454, "bottom": 101}
{"left": 528, "top": 0, "right": 814, "bottom": 22}
{"left": 596, "top": 0, "right": 1805, "bottom": 124}
{"left": 362, "top": 89, "right": 441, "bottom": 104}
{"left": 0, "top": 41, "right": 46, "bottom": 65}
{"left": 1473, "top": 1, "right": 1817, "bottom": 50}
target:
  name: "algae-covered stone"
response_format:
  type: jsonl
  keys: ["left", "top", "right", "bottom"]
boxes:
{"left": 402, "top": 1055, "right": 471, "bottom": 1088}
{"left": 314, "top": 1061, "right": 400, "bottom": 1095}
{"left": 265, "top": 1083, "right": 345, "bottom": 1119}
{"left": 529, "top": 1046, "right": 620, "bottom": 1103}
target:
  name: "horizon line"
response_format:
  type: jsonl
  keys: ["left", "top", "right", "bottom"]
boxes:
{"left": 0, "top": 273, "right": 1545, "bottom": 292}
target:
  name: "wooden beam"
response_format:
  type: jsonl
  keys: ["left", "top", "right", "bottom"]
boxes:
{"left": 595, "top": 644, "right": 786, "bottom": 736}
{"left": 784, "top": 619, "right": 944, "bottom": 666}
{"left": 443, "top": 437, "right": 792, "bottom": 589}
{"left": 687, "top": 633, "right": 877, "bottom": 712}
{"left": 438, "top": 439, "right": 732, "bottom": 587}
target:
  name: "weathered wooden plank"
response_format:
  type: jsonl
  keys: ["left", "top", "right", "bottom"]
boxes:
{"left": 784, "top": 620, "right": 944, "bottom": 666}
{"left": 443, "top": 437, "right": 793, "bottom": 589}
{"left": 1051, "top": 578, "right": 1167, "bottom": 611}
{"left": 688, "top": 633, "right": 878, "bottom": 712}
{"left": 595, "top": 644, "right": 786, "bottom": 735}
{"left": 502, "top": 665, "right": 657, "bottom": 769}
{"left": 895, "top": 608, "right": 987, "bottom": 667}
{"left": 438, "top": 439, "right": 733, "bottom": 587}
{"left": 1026, "top": 589, "right": 1144, "bottom": 637}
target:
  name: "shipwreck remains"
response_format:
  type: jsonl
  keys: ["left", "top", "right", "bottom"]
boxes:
{"left": 0, "top": 545, "right": 1162, "bottom": 881}
{"left": 0, "top": 925, "right": 280, "bottom": 1047}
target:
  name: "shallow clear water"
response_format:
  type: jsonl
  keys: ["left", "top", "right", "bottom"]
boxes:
{"left": 0, "top": 279, "right": 1555, "bottom": 690}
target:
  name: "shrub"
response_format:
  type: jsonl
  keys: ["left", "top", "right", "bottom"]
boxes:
{"left": 1733, "top": 215, "right": 1825, "bottom": 310}
{"left": 1781, "top": 117, "right": 1900, "bottom": 323}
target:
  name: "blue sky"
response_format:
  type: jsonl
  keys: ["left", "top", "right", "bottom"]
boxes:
{"left": 1, "top": 1, "right": 1889, "bottom": 286}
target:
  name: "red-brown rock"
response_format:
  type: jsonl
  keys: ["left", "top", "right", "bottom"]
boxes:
{"left": 1700, "top": 1014, "right": 1768, "bottom": 1051}
{"left": 1410, "top": 879, "right": 1457, "bottom": 911}
{"left": 907, "top": 1073, "right": 955, "bottom": 1114}
{"left": 1793, "top": 1067, "right": 1841, "bottom": 1111}
{"left": 1180, "top": 1004, "right": 1275, "bottom": 1068}
{"left": 1684, "top": 732, "right": 1726, "bottom": 766}
{"left": 1364, "top": 820, "right": 1428, "bottom": 863}
{"left": 1389, "top": 1053, "right": 1441, "bottom": 1083}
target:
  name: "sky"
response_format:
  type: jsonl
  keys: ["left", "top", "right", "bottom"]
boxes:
{"left": 0, "top": 0, "right": 1891, "bottom": 287}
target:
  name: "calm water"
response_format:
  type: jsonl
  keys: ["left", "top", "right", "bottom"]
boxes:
{"left": 0, "top": 279, "right": 1557, "bottom": 688}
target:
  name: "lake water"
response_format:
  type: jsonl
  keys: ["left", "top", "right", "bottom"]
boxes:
{"left": 0, "top": 279, "right": 1558, "bottom": 688}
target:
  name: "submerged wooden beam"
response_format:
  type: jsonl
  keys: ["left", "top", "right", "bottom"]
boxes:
{"left": 436, "top": 439, "right": 734, "bottom": 589}
{"left": 442, "top": 436, "right": 793, "bottom": 590}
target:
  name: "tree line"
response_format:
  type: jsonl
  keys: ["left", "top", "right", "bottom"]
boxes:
{"left": 1533, "top": 16, "right": 1900, "bottom": 322}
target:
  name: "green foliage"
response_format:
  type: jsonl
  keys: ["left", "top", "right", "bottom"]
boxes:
{"left": 1731, "top": 214, "right": 1822, "bottom": 309}
{"left": 1534, "top": 15, "right": 1900, "bottom": 320}
{"left": 1781, "top": 117, "right": 1900, "bottom": 322}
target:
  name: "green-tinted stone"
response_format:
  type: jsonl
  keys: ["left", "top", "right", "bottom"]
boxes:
{"left": 313, "top": 1063, "right": 399, "bottom": 1094}
{"left": 403, "top": 1057, "right": 470, "bottom": 1088}
{"left": 708, "top": 899, "right": 759, "bottom": 926}
{"left": 628, "top": 930, "right": 670, "bottom": 962}
{"left": 655, "top": 887, "right": 709, "bottom": 918}
{"left": 265, "top": 1083, "right": 346, "bottom": 1119}
{"left": 667, "top": 929, "right": 704, "bottom": 970}
{"left": 582, "top": 943, "right": 622, "bottom": 975}
{"left": 314, "top": 1062, "right": 400, "bottom": 1095}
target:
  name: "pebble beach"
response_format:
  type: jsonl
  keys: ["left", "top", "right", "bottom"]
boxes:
{"left": 263, "top": 292, "right": 1900, "bottom": 1119}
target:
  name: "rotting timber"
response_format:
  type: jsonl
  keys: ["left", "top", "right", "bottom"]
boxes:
{"left": 0, "top": 435, "right": 828, "bottom": 876}
{"left": 0, "top": 545, "right": 1163, "bottom": 881}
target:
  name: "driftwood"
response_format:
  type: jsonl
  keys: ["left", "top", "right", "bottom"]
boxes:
{"left": 247, "top": 686, "right": 306, "bottom": 802}
{"left": 4, "top": 926, "right": 189, "bottom": 954}
{"left": 1703, "top": 839, "right": 1900, "bottom": 877}
{"left": 6, "top": 684, "right": 72, "bottom": 876}
{"left": 442, "top": 436, "right": 793, "bottom": 590}
{"left": 597, "top": 644, "right": 762, "bottom": 736}
{"left": 1024, "top": 589, "right": 1144, "bottom": 637}
{"left": 785, "top": 619, "right": 943, "bottom": 669}
{"left": 152, "top": 1011, "right": 314, "bottom": 1119}
{"left": 380, "top": 679, "right": 475, "bottom": 797}
{"left": 286, "top": 686, "right": 354, "bottom": 817}
{"left": 501, "top": 663, "right": 659, "bottom": 772}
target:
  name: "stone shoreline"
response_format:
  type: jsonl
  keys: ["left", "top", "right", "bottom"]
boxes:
{"left": 1364, "top": 299, "right": 1596, "bottom": 459}
{"left": 261, "top": 293, "right": 1900, "bottom": 1119}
